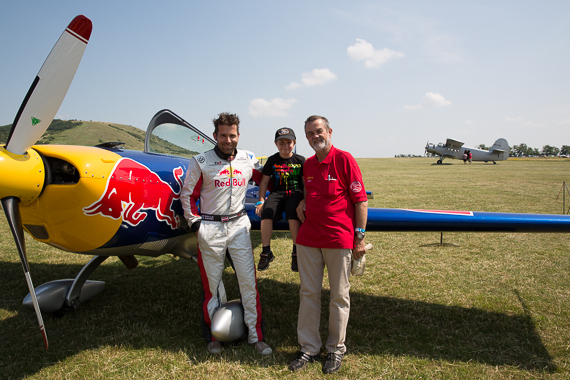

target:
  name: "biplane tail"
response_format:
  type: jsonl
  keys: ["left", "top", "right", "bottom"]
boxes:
{"left": 490, "top": 138, "right": 509, "bottom": 153}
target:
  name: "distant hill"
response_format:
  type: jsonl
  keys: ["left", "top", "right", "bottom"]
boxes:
{"left": 0, "top": 120, "right": 147, "bottom": 150}
{"left": 0, "top": 119, "right": 201, "bottom": 156}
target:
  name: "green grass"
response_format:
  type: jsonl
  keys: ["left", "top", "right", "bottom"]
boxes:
{"left": 1, "top": 157, "right": 570, "bottom": 379}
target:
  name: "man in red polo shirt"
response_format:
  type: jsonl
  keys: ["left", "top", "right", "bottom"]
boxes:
{"left": 289, "top": 115, "right": 368, "bottom": 374}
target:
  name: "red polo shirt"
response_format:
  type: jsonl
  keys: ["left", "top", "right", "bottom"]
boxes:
{"left": 296, "top": 145, "right": 367, "bottom": 249}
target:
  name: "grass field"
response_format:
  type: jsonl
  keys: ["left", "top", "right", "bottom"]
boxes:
{"left": 1, "top": 157, "right": 569, "bottom": 379}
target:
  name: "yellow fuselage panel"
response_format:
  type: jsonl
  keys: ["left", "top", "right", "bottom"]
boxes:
{"left": 0, "top": 146, "right": 45, "bottom": 205}
{"left": 20, "top": 145, "right": 124, "bottom": 252}
{"left": 32, "top": 145, "right": 118, "bottom": 179}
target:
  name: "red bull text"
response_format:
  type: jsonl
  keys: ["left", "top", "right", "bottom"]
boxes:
{"left": 215, "top": 167, "right": 246, "bottom": 187}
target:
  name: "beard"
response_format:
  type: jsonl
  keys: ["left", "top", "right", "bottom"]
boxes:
{"left": 311, "top": 137, "right": 330, "bottom": 153}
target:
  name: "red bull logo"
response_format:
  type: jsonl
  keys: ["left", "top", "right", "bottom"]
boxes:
{"left": 214, "top": 167, "right": 246, "bottom": 187}
{"left": 83, "top": 158, "right": 184, "bottom": 229}
{"left": 218, "top": 168, "right": 231, "bottom": 176}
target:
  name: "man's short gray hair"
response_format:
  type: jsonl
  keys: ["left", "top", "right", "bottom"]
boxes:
{"left": 304, "top": 115, "right": 330, "bottom": 131}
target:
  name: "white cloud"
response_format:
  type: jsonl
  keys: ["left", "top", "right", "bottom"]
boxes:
{"left": 420, "top": 92, "right": 451, "bottom": 107}
{"left": 404, "top": 92, "right": 451, "bottom": 110}
{"left": 505, "top": 116, "right": 523, "bottom": 122}
{"left": 347, "top": 38, "right": 405, "bottom": 69}
{"left": 285, "top": 82, "right": 302, "bottom": 90}
{"left": 248, "top": 98, "right": 298, "bottom": 118}
{"left": 286, "top": 68, "right": 337, "bottom": 90}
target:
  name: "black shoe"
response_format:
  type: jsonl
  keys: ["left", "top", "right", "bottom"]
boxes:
{"left": 289, "top": 351, "right": 320, "bottom": 372}
{"left": 257, "top": 251, "right": 274, "bottom": 271}
{"left": 291, "top": 252, "right": 298, "bottom": 272}
{"left": 323, "top": 352, "right": 344, "bottom": 374}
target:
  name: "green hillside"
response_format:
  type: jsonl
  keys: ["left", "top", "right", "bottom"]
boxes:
{"left": 0, "top": 120, "right": 146, "bottom": 150}
{"left": 1, "top": 119, "right": 202, "bottom": 157}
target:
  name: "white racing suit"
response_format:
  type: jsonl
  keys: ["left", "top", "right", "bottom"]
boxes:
{"left": 181, "top": 147, "right": 265, "bottom": 343}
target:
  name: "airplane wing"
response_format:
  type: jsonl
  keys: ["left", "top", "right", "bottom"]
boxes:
{"left": 246, "top": 205, "right": 570, "bottom": 233}
{"left": 445, "top": 138, "right": 464, "bottom": 149}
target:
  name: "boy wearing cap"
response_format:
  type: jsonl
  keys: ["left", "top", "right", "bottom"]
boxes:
{"left": 255, "top": 128, "right": 305, "bottom": 271}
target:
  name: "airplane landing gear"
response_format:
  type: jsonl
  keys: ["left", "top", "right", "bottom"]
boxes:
{"left": 437, "top": 160, "right": 443, "bottom": 164}
{"left": 23, "top": 255, "right": 107, "bottom": 316}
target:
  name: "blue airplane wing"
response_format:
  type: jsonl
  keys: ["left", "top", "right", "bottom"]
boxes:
{"left": 245, "top": 204, "right": 570, "bottom": 233}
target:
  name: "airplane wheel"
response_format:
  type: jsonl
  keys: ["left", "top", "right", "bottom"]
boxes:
{"left": 493, "top": 161, "right": 497, "bottom": 164}
{"left": 437, "top": 160, "right": 442, "bottom": 164}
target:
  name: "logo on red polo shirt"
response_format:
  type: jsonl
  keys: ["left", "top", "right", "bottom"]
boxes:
{"left": 350, "top": 181, "right": 362, "bottom": 193}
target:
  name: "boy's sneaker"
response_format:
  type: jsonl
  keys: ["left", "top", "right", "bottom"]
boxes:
{"left": 291, "top": 252, "right": 298, "bottom": 272}
{"left": 258, "top": 251, "right": 274, "bottom": 271}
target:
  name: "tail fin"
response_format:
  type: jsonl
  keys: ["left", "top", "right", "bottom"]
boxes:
{"left": 490, "top": 138, "right": 509, "bottom": 153}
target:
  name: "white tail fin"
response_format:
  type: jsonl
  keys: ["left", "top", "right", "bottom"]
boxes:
{"left": 490, "top": 138, "right": 509, "bottom": 153}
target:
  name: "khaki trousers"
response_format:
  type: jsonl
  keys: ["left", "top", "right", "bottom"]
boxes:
{"left": 297, "top": 244, "right": 352, "bottom": 355}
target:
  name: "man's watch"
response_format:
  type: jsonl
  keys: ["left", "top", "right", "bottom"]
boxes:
{"left": 355, "top": 228, "right": 365, "bottom": 239}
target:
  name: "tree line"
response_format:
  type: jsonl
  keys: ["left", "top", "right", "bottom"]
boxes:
{"left": 504, "top": 144, "right": 570, "bottom": 157}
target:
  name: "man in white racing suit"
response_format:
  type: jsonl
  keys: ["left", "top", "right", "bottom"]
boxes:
{"left": 180, "top": 112, "right": 271, "bottom": 355}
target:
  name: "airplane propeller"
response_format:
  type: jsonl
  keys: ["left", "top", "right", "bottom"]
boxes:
{"left": 1, "top": 197, "right": 48, "bottom": 349}
{"left": 1, "top": 15, "right": 92, "bottom": 349}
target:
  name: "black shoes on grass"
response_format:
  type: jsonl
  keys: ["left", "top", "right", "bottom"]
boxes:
{"left": 288, "top": 351, "right": 320, "bottom": 372}
{"left": 289, "top": 351, "right": 344, "bottom": 374}
{"left": 291, "top": 252, "right": 298, "bottom": 272}
{"left": 258, "top": 251, "right": 298, "bottom": 272}
{"left": 257, "top": 250, "right": 274, "bottom": 271}
{"left": 323, "top": 352, "right": 344, "bottom": 374}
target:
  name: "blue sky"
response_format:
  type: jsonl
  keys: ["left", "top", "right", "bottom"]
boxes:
{"left": 1, "top": 1, "right": 569, "bottom": 158}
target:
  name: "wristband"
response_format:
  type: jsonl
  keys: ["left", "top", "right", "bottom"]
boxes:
{"left": 255, "top": 201, "right": 265, "bottom": 206}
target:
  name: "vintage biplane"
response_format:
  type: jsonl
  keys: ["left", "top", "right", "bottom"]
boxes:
{"left": 3, "top": 16, "right": 570, "bottom": 349}
{"left": 425, "top": 138, "right": 509, "bottom": 164}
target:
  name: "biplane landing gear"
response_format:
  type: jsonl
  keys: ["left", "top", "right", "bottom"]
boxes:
{"left": 23, "top": 255, "right": 108, "bottom": 316}
{"left": 437, "top": 159, "right": 443, "bottom": 164}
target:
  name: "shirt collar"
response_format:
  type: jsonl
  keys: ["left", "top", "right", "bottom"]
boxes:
{"left": 318, "top": 145, "right": 335, "bottom": 164}
{"left": 214, "top": 145, "right": 237, "bottom": 161}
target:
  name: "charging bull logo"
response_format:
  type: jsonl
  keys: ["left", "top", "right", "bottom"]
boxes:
{"left": 83, "top": 158, "right": 184, "bottom": 229}
{"left": 215, "top": 167, "right": 246, "bottom": 187}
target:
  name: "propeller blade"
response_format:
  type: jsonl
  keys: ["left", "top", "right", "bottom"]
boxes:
{"left": 5, "top": 15, "right": 92, "bottom": 155}
{"left": 1, "top": 197, "right": 49, "bottom": 349}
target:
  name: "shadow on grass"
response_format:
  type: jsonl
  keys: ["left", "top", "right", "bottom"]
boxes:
{"left": 347, "top": 291, "right": 554, "bottom": 371}
{"left": 0, "top": 257, "right": 555, "bottom": 378}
